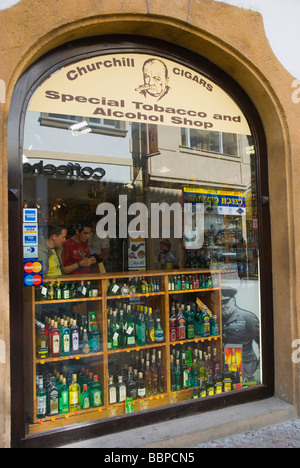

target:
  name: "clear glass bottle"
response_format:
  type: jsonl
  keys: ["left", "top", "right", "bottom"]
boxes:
{"left": 154, "top": 310, "right": 164, "bottom": 343}
{"left": 36, "top": 376, "right": 47, "bottom": 419}
{"left": 116, "top": 375, "right": 126, "bottom": 402}
{"left": 46, "top": 376, "right": 59, "bottom": 416}
{"left": 108, "top": 376, "right": 117, "bottom": 404}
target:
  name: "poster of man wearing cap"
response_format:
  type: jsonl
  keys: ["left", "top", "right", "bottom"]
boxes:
{"left": 157, "top": 239, "right": 178, "bottom": 269}
{"left": 222, "top": 286, "right": 260, "bottom": 382}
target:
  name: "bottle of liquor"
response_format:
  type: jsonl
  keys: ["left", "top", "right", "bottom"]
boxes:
{"left": 181, "top": 352, "right": 189, "bottom": 389}
{"left": 47, "top": 376, "right": 59, "bottom": 416}
{"left": 90, "top": 322, "right": 101, "bottom": 352}
{"left": 213, "top": 369, "right": 223, "bottom": 394}
{"left": 125, "top": 306, "right": 136, "bottom": 347}
{"left": 59, "top": 377, "right": 69, "bottom": 414}
{"left": 80, "top": 328, "right": 90, "bottom": 354}
{"left": 200, "top": 306, "right": 211, "bottom": 337}
{"left": 50, "top": 321, "right": 61, "bottom": 358}
{"left": 108, "top": 279, "right": 120, "bottom": 296}
{"left": 61, "top": 320, "right": 71, "bottom": 356}
{"left": 137, "top": 372, "right": 146, "bottom": 399}
{"left": 169, "top": 306, "right": 177, "bottom": 342}
{"left": 54, "top": 281, "right": 62, "bottom": 300}
{"left": 145, "top": 360, "right": 152, "bottom": 397}
{"left": 127, "top": 370, "right": 138, "bottom": 400}
{"left": 176, "top": 308, "right": 186, "bottom": 341}
{"left": 205, "top": 375, "right": 215, "bottom": 396}
{"left": 108, "top": 376, "right": 117, "bottom": 404}
{"left": 175, "top": 358, "right": 181, "bottom": 391}
{"left": 36, "top": 323, "right": 49, "bottom": 359}
{"left": 121, "top": 283, "right": 129, "bottom": 295}
{"left": 137, "top": 312, "right": 147, "bottom": 346}
{"left": 151, "top": 354, "right": 158, "bottom": 395}
{"left": 157, "top": 349, "right": 165, "bottom": 393}
{"left": 36, "top": 376, "right": 47, "bottom": 419}
{"left": 71, "top": 319, "right": 80, "bottom": 354}
{"left": 62, "top": 282, "right": 70, "bottom": 300}
{"left": 147, "top": 307, "right": 155, "bottom": 344}
{"left": 69, "top": 374, "right": 81, "bottom": 412}
{"left": 80, "top": 383, "right": 90, "bottom": 409}
{"left": 222, "top": 364, "right": 233, "bottom": 392}
{"left": 90, "top": 375, "right": 102, "bottom": 407}
{"left": 116, "top": 376, "right": 126, "bottom": 402}
{"left": 47, "top": 283, "right": 54, "bottom": 300}
{"left": 199, "top": 379, "right": 207, "bottom": 398}
{"left": 186, "top": 305, "right": 195, "bottom": 339}
{"left": 154, "top": 310, "right": 164, "bottom": 343}
{"left": 170, "top": 355, "right": 176, "bottom": 391}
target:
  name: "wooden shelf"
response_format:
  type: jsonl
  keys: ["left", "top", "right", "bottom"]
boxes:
{"left": 26, "top": 268, "right": 222, "bottom": 435}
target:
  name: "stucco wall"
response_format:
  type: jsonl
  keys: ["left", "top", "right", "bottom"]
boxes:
{"left": 1, "top": 0, "right": 299, "bottom": 447}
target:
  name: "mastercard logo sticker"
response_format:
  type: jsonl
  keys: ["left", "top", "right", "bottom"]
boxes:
{"left": 24, "top": 261, "right": 43, "bottom": 274}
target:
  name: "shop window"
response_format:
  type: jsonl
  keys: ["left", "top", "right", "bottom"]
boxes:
{"left": 18, "top": 48, "right": 264, "bottom": 439}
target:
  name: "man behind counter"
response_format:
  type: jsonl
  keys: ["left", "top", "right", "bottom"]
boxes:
{"left": 38, "top": 223, "right": 67, "bottom": 277}
{"left": 62, "top": 221, "right": 96, "bottom": 275}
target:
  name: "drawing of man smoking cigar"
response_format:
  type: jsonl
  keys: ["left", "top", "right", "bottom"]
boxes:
{"left": 135, "top": 58, "right": 171, "bottom": 101}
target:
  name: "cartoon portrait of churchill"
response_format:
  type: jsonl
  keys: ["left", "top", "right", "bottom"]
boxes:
{"left": 135, "top": 58, "right": 171, "bottom": 101}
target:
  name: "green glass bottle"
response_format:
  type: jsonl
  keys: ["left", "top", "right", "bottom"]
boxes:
{"left": 137, "top": 312, "right": 147, "bottom": 346}
{"left": 62, "top": 282, "right": 70, "bottom": 300}
{"left": 90, "top": 375, "right": 102, "bottom": 407}
{"left": 186, "top": 305, "right": 195, "bottom": 339}
{"left": 80, "top": 383, "right": 90, "bottom": 409}
{"left": 125, "top": 306, "right": 136, "bottom": 347}
{"left": 59, "top": 377, "right": 69, "bottom": 414}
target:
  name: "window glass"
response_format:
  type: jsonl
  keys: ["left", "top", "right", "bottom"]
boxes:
{"left": 22, "top": 52, "right": 261, "bottom": 434}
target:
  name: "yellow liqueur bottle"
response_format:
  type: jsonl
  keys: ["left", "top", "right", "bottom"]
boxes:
{"left": 69, "top": 374, "right": 81, "bottom": 412}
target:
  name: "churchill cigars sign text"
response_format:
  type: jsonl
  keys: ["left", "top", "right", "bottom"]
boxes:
{"left": 29, "top": 54, "right": 251, "bottom": 135}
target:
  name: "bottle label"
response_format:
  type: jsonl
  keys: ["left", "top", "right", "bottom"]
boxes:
{"left": 70, "top": 390, "right": 79, "bottom": 406}
{"left": 127, "top": 336, "right": 135, "bottom": 345}
{"left": 109, "top": 387, "right": 117, "bottom": 404}
{"left": 223, "top": 378, "right": 232, "bottom": 392}
{"left": 138, "top": 387, "right": 145, "bottom": 397}
{"left": 154, "top": 330, "right": 164, "bottom": 343}
{"left": 119, "top": 386, "right": 126, "bottom": 402}
{"left": 93, "top": 390, "right": 102, "bottom": 406}
{"left": 52, "top": 334, "right": 60, "bottom": 355}
{"left": 60, "top": 391, "right": 69, "bottom": 412}
{"left": 72, "top": 332, "right": 79, "bottom": 352}
{"left": 82, "top": 396, "right": 90, "bottom": 409}
{"left": 63, "top": 334, "right": 70, "bottom": 353}
{"left": 37, "top": 396, "right": 46, "bottom": 415}
{"left": 49, "top": 392, "right": 59, "bottom": 414}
